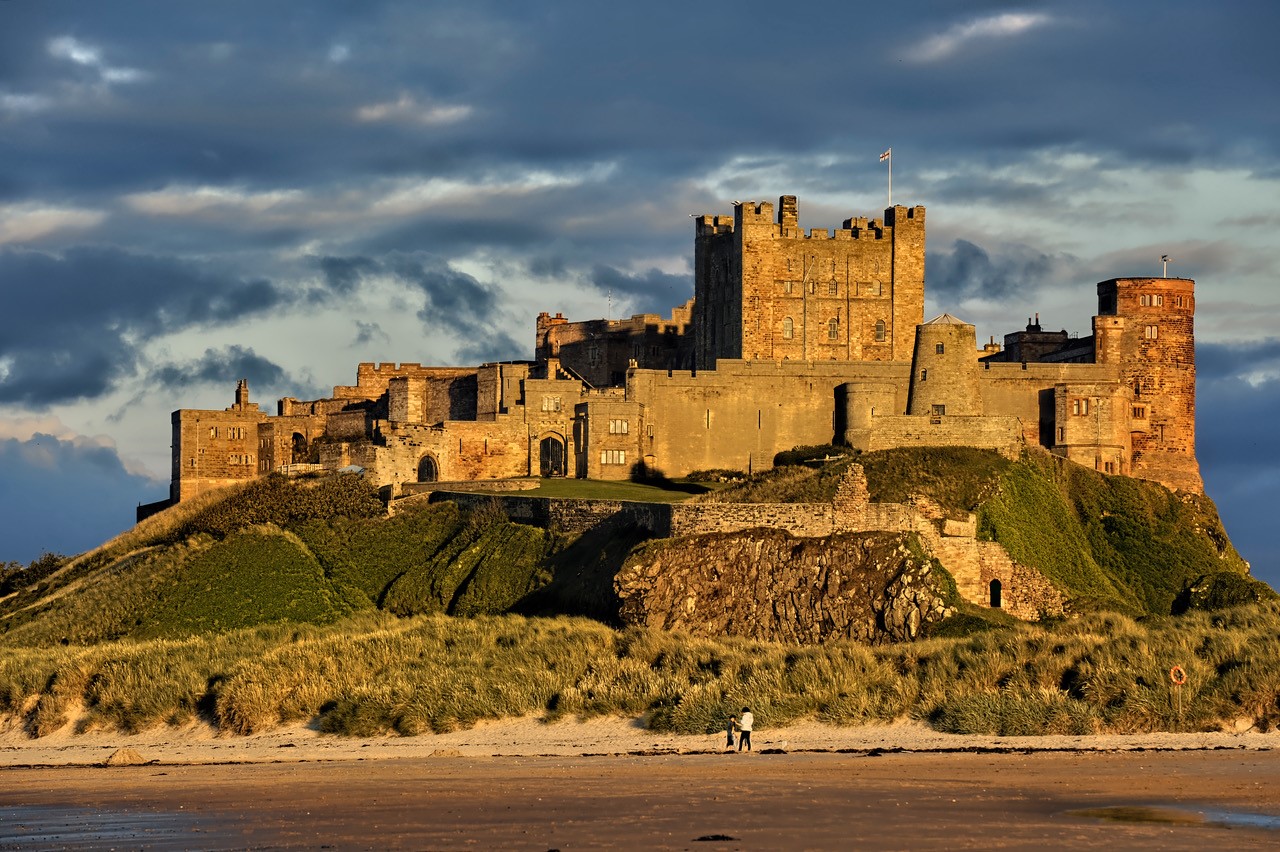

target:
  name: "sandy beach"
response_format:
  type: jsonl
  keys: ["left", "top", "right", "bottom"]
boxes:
{"left": 1, "top": 714, "right": 1277, "bottom": 767}
{"left": 2, "top": 718, "right": 1278, "bottom": 849}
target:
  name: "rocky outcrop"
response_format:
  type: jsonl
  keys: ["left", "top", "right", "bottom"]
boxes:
{"left": 615, "top": 529, "right": 956, "bottom": 645}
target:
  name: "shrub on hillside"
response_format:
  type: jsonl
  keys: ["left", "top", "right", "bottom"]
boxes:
{"left": 773, "top": 444, "right": 851, "bottom": 467}
{"left": 1172, "top": 572, "right": 1279, "bottom": 614}
{"left": 175, "top": 474, "right": 384, "bottom": 541}
{"left": 0, "top": 553, "right": 66, "bottom": 596}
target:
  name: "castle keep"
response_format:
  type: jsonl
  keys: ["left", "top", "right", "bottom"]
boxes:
{"left": 165, "top": 195, "right": 1202, "bottom": 507}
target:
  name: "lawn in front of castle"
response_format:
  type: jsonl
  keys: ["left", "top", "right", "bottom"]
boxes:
{"left": 525, "top": 477, "right": 722, "bottom": 502}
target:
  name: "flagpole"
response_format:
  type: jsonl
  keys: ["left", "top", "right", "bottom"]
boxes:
{"left": 880, "top": 147, "right": 893, "bottom": 207}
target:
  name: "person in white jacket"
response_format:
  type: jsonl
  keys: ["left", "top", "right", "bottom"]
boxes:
{"left": 734, "top": 707, "right": 753, "bottom": 752}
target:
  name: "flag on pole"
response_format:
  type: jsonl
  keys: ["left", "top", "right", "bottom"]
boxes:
{"left": 880, "top": 148, "right": 892, "bottom": 162}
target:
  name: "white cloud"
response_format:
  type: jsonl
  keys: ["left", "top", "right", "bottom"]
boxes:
{"left": 0, "top": 92, "right": 54, "bottom": 114}
{"left": 123, "top": 185, "right": 304, "bottom": 218}
{"left": 355, "top": 92, "right": 473, "bottom": 126}
{"left": 0, "top": 203, "right": 106, "bottom": 244}
{"left": 328, "top": 43, "right": 351, "bottom": 64}
{"left": 122, "top": 164, "right": 617, "bottom": 229}
{"left": 48, "top": 36, "right": 102, "bottom": 67}
{"left": 908, "top": 13, "right": 1054, "bottom": 63}
{"left": 47, "top": 35, "right": 147, "bottom": 85}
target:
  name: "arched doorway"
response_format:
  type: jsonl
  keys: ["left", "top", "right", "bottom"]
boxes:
{"left": 990, "top": 579, "right": 1003, "bottom": 609}
{"left": 539, "top": 435, "right": 566, "bottom": 478}
{"left": 417, "top": 454, "right": 439, "bottom": 483}
{"left": 291, "top": 432, "right": 308, "bottom": 464}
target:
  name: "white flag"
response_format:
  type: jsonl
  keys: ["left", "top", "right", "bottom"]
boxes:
{"left": 880, "top": 148, "right": 892, "bottom": 162}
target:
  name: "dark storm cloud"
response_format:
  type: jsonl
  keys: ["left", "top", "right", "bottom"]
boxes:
{"left": 928, "top": 239, "right": 1073, "bottom": 302}
{"left": 353, "top": 321, "right": 390, "bottom": 347}
{"left": 3, "top": 1, "right": 1276, "bottom": 222}
{"left": 1197, "top": 339, "right": 1280, "bottom": 382}
{"left": 0, "top": 247, "right": 288, "bottom": 406}
{"left": 1196, "top": 373, "right": 1280, "bottom": 584}
{"left": 0, "top": 433, "right": 162, "bottom": 564}
{"left": 589, "top": 265, "right": 693, "bottom": 316}
{"left": 149, "top": 345, "right": 289, "bottom": 393}
{"left": 314, "top": 252, "right": 523, "bottom": 361}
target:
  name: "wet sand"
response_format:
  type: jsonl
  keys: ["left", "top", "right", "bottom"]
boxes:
{"left": 2, "top": 750, "right": 1279, "bottom": 850}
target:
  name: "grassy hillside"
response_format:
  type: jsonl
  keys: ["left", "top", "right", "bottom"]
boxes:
{"left": 0, "top": 449, "right": 1265, "bottom": 649}
{"left": 701, "top": 447, "right": 1255, "bottom": 615}
{"left": 0, "top": 476, "right": 555, "bottom": 645}
{"left": 5, "top": 605, "right": 1280, "bottom": 738}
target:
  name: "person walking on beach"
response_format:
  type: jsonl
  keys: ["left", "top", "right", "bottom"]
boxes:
{"left": 725, "top": 716, "right": 736, "bottom": 749}
{"left": 735, "top": 707, "right": 753, "bottom": 752}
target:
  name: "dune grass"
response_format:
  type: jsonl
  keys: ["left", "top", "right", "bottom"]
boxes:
{"left": 4, "top": 603, "right": 1280, "bottom": 739}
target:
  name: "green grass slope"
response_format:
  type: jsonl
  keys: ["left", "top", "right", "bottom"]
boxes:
{"left": 702, "top": 446, "right": 1256, "bottom": 616}
{"left": 0, "top": 476, "right": 562, "bottom": 645}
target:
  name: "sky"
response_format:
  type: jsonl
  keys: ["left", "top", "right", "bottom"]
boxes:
{"left": 2, "top": 1, "right": 1279, "bottom": 587}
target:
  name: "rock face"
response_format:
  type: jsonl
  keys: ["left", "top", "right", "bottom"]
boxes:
{"left": 615, "top": 529, "right": 956, "bottom": 644}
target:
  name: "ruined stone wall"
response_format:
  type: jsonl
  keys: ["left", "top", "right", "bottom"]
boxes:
{"left": 332, "top": 362, "right": 477, "bottom": 403}
{"left": 374, "top": 417, "right": 529, "bottom": 488}
{"left": 536, "top": 301, "right": 694, "bottom": 388}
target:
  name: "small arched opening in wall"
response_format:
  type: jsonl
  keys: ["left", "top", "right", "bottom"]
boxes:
{"left": 291, "top": 432, "right": 308, "bottom": 464}
{"left": 989, "top": 579, "right": 1003, "bottom": 608}
{"left": 539, "top": 433, "right": 567, "bottom": 478}
{"left": 417, "top": 454, "right": 439, "bottom": 483}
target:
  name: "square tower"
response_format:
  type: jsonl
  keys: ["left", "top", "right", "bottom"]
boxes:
{"left": 692, "top": 196, "right": 925, "bottom": 370}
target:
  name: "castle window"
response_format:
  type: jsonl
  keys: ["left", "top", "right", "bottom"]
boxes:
{"left": 1175, "top": 295, "right": 1184, "bottom": 307}
{"left": 827, "top": 318, "right": 839, "bottom": 340}
{"left": 1144, "top": 324, "right": 1159, "bottom": 339}
{"left": 1072, "top": 398, "right": 1090, "bottom": 416}
{"left": 209, "top": 426, "right": 218, "bottom": 439}
{"left": 828, "top": 280, "right": 838, "bottom": 296}
{"left": 600, "top": 449, "right": 626, "bottom": 465}
{"left": 875, "top": 320, "right": 886, "bottom": 342}
{"left": 810, "top": 282, "right": 817, "bottom": 295}
{"left": 785, "top": 280, "right": 795, "bottom": 294}
{"left": 1057, "top": 426, "right": 1065, "bottom": 442}
{"left": 542, "top": 396, "right": 561, "bottom": 412}
{"left": 1132, "top": 405, "right": 1147, "bottom": 419}
{"left": 920, "top": 369, "right": 927, "bottom": 381}
{"left": 935, "top": 343, "right": 945, "bottom": 354}
{"left": 932, "top": 404, "right": 945, "bottom": 417}
{"left": 1104, "top": 461, "right": 1115, "bottom": 474}
{"left": 608, "top": 419, "right": 629, "bottom": 434}
{"left": 782, "top": 317, "right": 794, "bottom": 339}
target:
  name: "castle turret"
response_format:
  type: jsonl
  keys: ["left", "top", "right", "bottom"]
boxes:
{"left": 906, "top": 314, "right": 981, "bottom": 417}
{"left": 1094, "top": 277, "right": 1201, "bottom": 492}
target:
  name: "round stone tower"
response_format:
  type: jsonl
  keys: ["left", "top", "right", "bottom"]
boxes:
{"left": 906, "top": 314, "right": 981, "bottom": 416}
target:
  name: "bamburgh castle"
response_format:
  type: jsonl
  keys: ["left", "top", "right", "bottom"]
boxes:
{"left": 164, "top": 195, "right": 1201, "bottom": 508}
